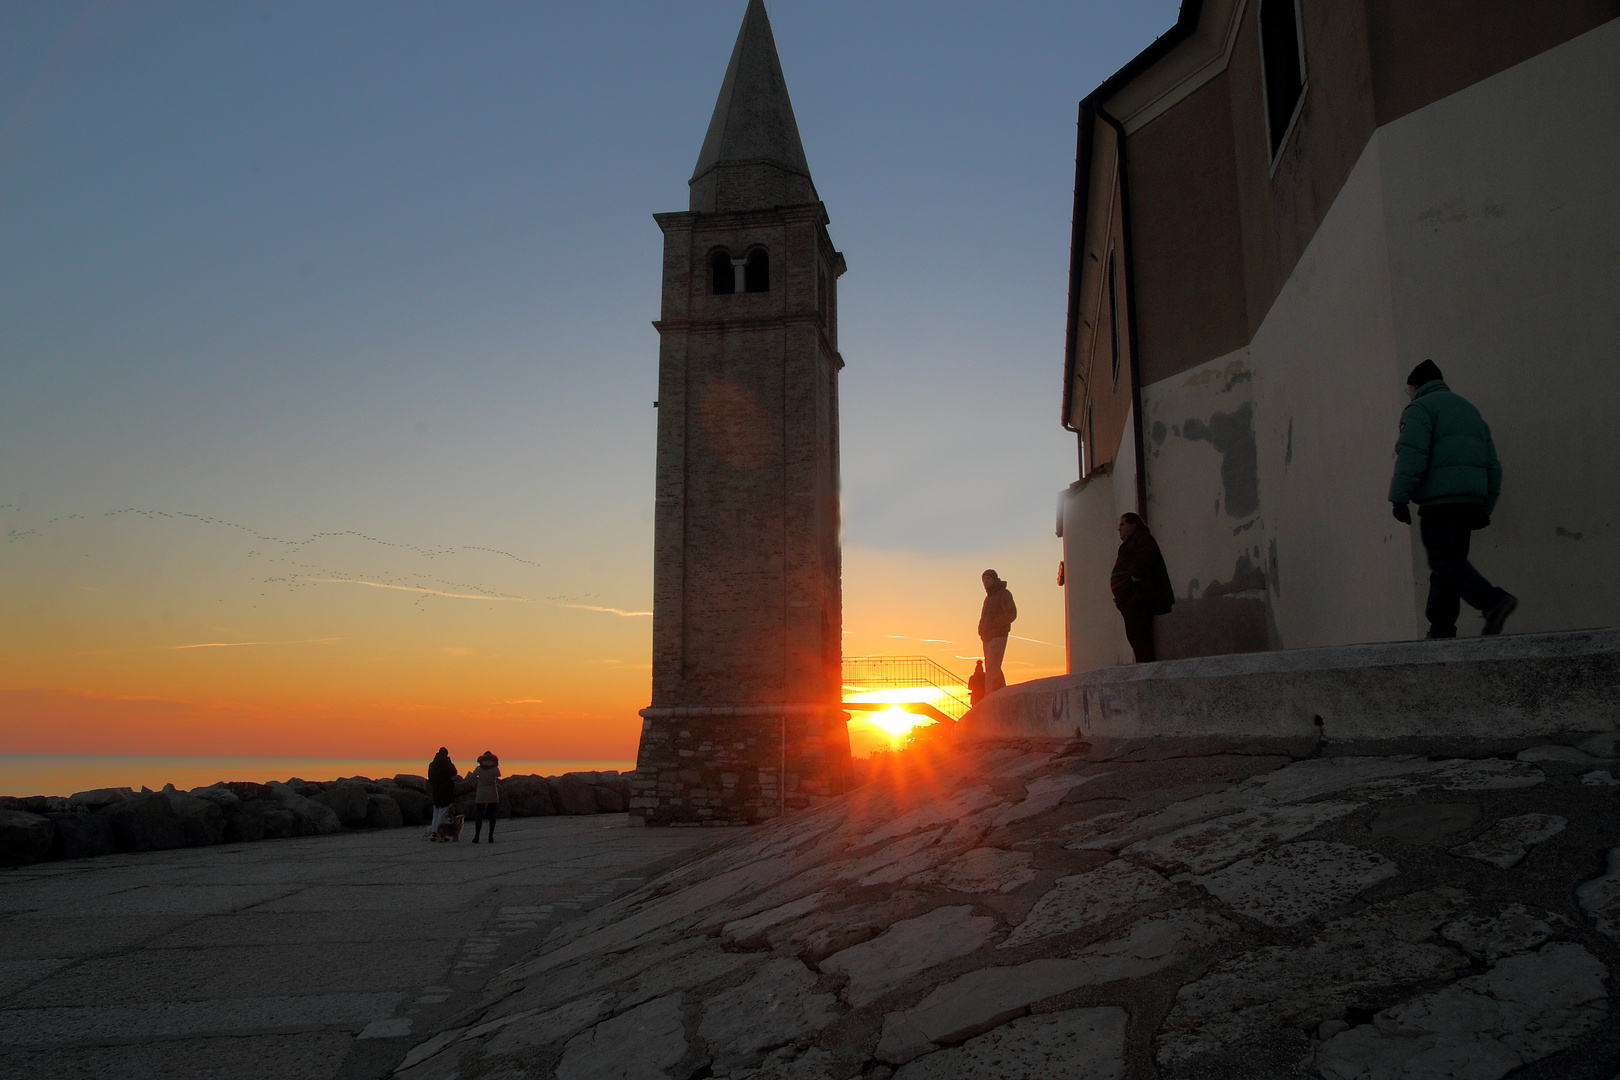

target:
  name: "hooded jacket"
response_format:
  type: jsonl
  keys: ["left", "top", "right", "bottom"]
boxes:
{"left": 1389, "top": 380, "right": 1502, "bottom": 512}
{"left": 427, "top": 752, "right": 458, "bottom": 808}
{"left": 469, "top": 757, "right": 501, "bottom": 803}
{"left": 978, "top": 580, "right": 1017, "bottom": 640}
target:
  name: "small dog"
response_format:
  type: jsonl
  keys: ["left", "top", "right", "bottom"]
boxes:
{"left": 432, "top": 814, "right": 466, "bottom": 843}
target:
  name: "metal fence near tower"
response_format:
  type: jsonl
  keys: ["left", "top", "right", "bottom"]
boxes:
{"left": 841, "top": 656, "right": 974, "bottom": 722}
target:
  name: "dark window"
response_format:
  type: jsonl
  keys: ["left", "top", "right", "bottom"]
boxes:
{"left": 1260, "top": 0, "right": 1305, "bottom": 157}
{"left": 711, "top": 250, "right": 734, "bottom": 295}
{"left": 1107, "top": 253, "right": 1121, "bottom": 389}
{"left": 817, "top": 269, "right": 828, "bottom": 323}
{"left": 744, "top": 249, "right": 769, "bottom": 293}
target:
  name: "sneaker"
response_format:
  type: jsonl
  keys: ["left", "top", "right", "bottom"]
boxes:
{"left": 1482, "top": 592, "right": 1518, "bottom": 636}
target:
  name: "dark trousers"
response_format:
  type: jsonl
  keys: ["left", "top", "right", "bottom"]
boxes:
{"left": 1419, "top": 504, "right": 1503, "bottom": 637}
{"left": 473, "top": 802, "right": 498, "bottom": 838}
{"left": 1122, "top": 610, "right": 1157, "bottom": 663}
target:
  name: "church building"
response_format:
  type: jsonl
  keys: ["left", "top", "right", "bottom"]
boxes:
{"left": 630, "top": 0, "right": 850, "bottom": 825}
{"left": 1058, "top": 1, "right": 1620, "bottom": 669}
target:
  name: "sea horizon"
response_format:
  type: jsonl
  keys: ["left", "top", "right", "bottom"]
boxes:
{"left": 0, "top": 754, "right": 638, "bottom": 799}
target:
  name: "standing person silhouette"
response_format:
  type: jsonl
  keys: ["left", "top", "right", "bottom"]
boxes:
{"left": 426, "top": 747, "right": 458, "bottom": 841}
{"left": 978, "top": 570, "right": 1017, "bottom": 694}
{"left": 468, "top": 751, "right": 501, "bottom": 844}
{"left": 1111, "top": 513, "right": 1175, "bottom": 663}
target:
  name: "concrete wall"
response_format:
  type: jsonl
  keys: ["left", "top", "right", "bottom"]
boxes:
{"left": 1067, "top": 21, "right": 1620, "bottom": 667}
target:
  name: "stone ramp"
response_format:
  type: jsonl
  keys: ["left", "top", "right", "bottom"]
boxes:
{"left": 391, "top": 735, "right": 1620, "bottom": 1079}
{"left": 0, "top": 817, "right": 731, "bottom": 1080}
{"left": 962, "top": 627, "right": 1620, "bottom": 744}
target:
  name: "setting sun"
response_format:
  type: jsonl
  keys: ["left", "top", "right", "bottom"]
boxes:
{"left": 873, "top": 705, "right": 920, "bottom": 738}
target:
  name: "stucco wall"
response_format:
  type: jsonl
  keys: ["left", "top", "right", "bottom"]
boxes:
{"left": 1248, "top": 135, "right": 1416, "bottom": 649}
{"left": 1061, "top": 470, "right": 1130, "bottom": 673}
{"left": 1140, "top": 355, "right": 1271, "bottom": 659}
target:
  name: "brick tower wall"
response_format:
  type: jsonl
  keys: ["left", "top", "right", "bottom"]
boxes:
{"left": 632, "top": 201, "right": 849, "bottom": 826}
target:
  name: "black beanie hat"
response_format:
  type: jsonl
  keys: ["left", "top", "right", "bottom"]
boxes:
{"left": 1407, "top": 359, "right": 1443, "bottom": 386}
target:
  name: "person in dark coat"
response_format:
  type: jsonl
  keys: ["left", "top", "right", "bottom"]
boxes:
{"left": 1389, "top": 359, "right": 1517, "bottom": 637}
{"left": 1111, "top": 513, "right": 1174, "bottom": 663}
{"left": 967, "top": 660, "right": 986, "bottom": 706}
{"left": 977, "top": 570, "right": 1017, "bottom": 693}
{"left": 426, "top": 747, "right": 458, "bottom": 840}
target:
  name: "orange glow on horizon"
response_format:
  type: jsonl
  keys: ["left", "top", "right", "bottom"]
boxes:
{"left": 2, "top": 517, "right": 1064, "bottom": 764}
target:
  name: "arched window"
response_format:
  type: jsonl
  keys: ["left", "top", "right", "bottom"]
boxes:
{"left": 744, "top": 249, "right": 769, "bottom": 293}
{"left": 711, "top": 250, "right": 735, "bottom": 295}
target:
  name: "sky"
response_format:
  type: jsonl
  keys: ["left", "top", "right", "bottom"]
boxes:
{"left": 0, "top": 0, "right": 1181, "bottom": 766}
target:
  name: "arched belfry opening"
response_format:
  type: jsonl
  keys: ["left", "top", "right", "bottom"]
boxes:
{"left": 633, "top": 0, "right": 849, "bottom": 825}
{"left": 744, "top": 248, "right": 769, "bottom": 293}
{"left": 710, "top": 250, "right": 735, "bottom": 295}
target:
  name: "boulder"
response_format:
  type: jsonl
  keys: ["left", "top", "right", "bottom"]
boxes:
{"left": 592, "top": 785, "right": 626, "bottom": 813}
{"left": 6, "top": 795, "right": 70, "bottom": 815}
{"left": 366, "top": 793, "right": 404, "bottom": 829}
{"left": 68, "top": 787, "right": 132, "bottom": 811}
{"left": 310, "top": 780, "right": 370, "bottom": 827}
{"left": 260, "top": 805, "right": 313, "bottom": 840}
{"left": 382, "top": 786, "right": 432, "bottom": 826}
{"left": 0, "top": 809, "right": 56, "bottom": 867}
{"left": 47, "top": 812, "right": 115, "bottom": 860}
{"left": 189, "top": 786, "right": 265, "bottom": 842}
{"left": 163, "top": 788, "right": 228, "bottom": 847}
{"left": 97, "top": 792, "right": 186, "bottom": 853}
{"left": 555, "top": 773, "right": 601, "bottom": 815}
{"left": 263, "top": 783, "right": 342, "bottom": 835}
{"left": 224, "top": 781, "right": 271, "bottom": 801}
{"left": 393, "top": 773, "right": 428, "bottom": 794}
{"left": 503, "top": 775, "right": 556, "bottom": 817}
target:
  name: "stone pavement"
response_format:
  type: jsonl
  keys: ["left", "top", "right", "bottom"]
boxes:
{"left": 392, "top": 735, "right": 1620, "bottom": 1080}
{"left": 0, "top": 816, "right": 734, "bottom": 1080}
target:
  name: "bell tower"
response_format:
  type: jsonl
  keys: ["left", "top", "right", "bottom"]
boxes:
{"left": 630, "top": 0, "right": 849, "bottom": 825}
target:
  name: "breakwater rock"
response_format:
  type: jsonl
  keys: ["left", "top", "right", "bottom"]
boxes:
{"left": 395, "top": 736, "right": 1620, "bottom": 1079}
{"left": 0, "top": 770, "right": 632, "bottom": 866}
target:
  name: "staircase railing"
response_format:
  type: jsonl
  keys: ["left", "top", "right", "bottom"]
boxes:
{"left": 841, "top": 655, "right": 973, "bottom": 722}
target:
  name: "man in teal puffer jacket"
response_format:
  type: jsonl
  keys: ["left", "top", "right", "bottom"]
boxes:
{"left": 1389, "top": 360, "right": 1517, "bottom": 638}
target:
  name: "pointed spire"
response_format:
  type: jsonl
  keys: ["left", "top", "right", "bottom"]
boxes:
{"left": 690, "top": 0, "right": 818, "bottom": 212}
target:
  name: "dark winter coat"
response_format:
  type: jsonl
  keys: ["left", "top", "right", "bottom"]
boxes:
{"left": 1389, "top": 380, "right": 1502, "bottom": 512}
{"left": 978, "top": 582, "right": 1017, "bottom": 640}
{"left": 427, "top": 754, "right": 458, "bottom": 808}
{"left": 1112, "top": 530, "right": 1175, "bottom": 616}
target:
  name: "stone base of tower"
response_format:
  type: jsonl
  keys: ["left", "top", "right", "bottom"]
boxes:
{"left": 628, "top": 707, "right": 852, "bottom": 826}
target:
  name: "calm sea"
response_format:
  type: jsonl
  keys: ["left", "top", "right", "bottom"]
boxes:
{"left": 0, "top": 755, "right": 637, "bottom": 798}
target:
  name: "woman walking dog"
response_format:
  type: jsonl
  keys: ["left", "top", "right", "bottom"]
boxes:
{"left": 469, "top": 750, "right": 501, "bottom": 843}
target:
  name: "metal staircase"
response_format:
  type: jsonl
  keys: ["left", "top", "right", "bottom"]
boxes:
{"left": 841, "top": 655, "right": 973, "bottom": 724}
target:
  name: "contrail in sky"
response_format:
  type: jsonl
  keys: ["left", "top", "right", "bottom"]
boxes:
{"left": 172, "top": 638, "right": 342, "bottom": 649}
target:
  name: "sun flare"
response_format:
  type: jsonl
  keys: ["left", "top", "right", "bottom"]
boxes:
{"left": 873, "top": 705, "right": 920, "bottom": 739}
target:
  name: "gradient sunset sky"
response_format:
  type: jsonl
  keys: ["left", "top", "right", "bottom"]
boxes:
{"left": 1, "top": 1, "right": 1179, "bottom": 764}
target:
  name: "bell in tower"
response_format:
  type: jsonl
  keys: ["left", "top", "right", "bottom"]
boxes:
{"left": 629, "top": 0, "right": 850, "bottom": 825}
